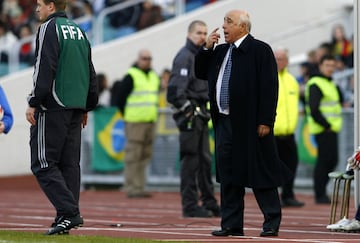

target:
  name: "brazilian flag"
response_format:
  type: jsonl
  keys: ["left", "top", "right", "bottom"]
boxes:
{"left": 297, "top": 117, "right": 317, "bottom": 165}
{"left": 92, "top": 107, "right": 126, "bottom": 171}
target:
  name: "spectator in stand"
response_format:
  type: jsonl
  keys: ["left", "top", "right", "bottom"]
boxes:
{"left": 306, "top": 49, "right": 317, "bottom": 64}
{"left": 346, "top": 34, "right": 354, "bottom": 68}
{"left": 347, "top": 75, "right": 354, "bottom": 107}
{"left": 296, "top": 61, "right": 311, "bottom": 108}
{"left": 316, "top": 43, "right": 332, "bottom": 64}
{"left": 308, "top": 42, "right": 332, "bottom": 78}
{"left": 188, "top": 0, "right": 216, "bottom": 4}
{"left": 18, "top": 0, "right": 36, "bottom": 21}
{"left": 332, "top": 56, "right": 353, "bottom": 108}
{"left": 158, "top": 68, "right": 170, "bottom": 108}
{"left": 152, "top": 0, "right": 175, "bottom": 19}
{"left": 297, "top": 48, "right": 320, "bottom": 109}
{"left": 3, "top": 0, "right": 37, "bottom": 32}
{"left": 0, "top": 19, "right": 18, "bottom": 63}
{"left": 330, "top": 24, "right": 353, "bottom": 68}
{"left": 105, "top": 0, "right": 141, "bottom": 29}
{"left": 136, "top": 0, "right": 164, "bottom": 31}
{"left": 72, "top": 0, "right": 93, "bottom": 34}
{"left": 15, "top": 23, "right": 35, "bottom": 65}
{"left": 2, "top": 0, "right": 25, "bottom": 31}
{"left": 67, "top": 0, "right": 86, "bottom": 19}
{"left": 297, "top": 50, "right": 316, "bottom": 89}
{"left": 160, "top": 68, "right": 171, "bottom": 90}
{"left": 92, "top": 0, "right": 105, "bottom": 16}
{"left": 97, "top": 73, "right": 111, "bottom": 107}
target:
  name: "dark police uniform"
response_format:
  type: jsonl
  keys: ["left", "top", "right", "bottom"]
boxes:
{"left": 167, "top": 38, "right": 219, "bottom": 216}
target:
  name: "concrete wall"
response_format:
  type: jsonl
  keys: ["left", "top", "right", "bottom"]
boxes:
{"left": 0, "top": 0, "right": 353, "bottom": 176}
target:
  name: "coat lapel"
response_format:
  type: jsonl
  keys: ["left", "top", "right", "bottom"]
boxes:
{"left": 238, "top": 34, "right": 253, "bottom": 53}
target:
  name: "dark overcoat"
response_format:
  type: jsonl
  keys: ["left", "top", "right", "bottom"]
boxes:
{"left": 195, "top": 34, "right": 289, "bottom": 188}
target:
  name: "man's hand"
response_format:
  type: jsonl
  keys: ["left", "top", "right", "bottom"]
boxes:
{"left": 25, "top": 107, "right": 36, "bottom": 125}
{"left": 205, "top": 28, "right": 220, "bottom": 49}
{"left": 0, "top": 121, "right": 5, "bottom": 134}
{"left": 257, "top": 125, "right": 270, "bottom": 137}
{"left": 183, "top": 103, "right": 194, "bottom": 118}
{"left": 82, "top": 112, "right": 88, "bottom": 128}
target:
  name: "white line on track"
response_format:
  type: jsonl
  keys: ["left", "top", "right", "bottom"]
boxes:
{"left": 2, "top": 226, "right": 360, "bottom": 243}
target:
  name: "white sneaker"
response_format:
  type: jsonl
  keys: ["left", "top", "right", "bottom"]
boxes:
{"left": 326, "top": 217, "right": 352, "bottom": 230}
{"left": 342, "top": 219, "right": 360, "bottom": 231}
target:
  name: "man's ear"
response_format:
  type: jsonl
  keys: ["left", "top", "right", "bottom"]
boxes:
{"left": 47, "top": 1, "right": 55, "bottom": 11}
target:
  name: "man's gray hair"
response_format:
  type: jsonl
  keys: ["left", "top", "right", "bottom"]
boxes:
{"left": 239, "top": 11, "right": 251, "bottom": 32}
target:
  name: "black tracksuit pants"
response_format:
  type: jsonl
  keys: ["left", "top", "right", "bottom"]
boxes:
{"left": 30, "top": 109, "right": 83, "bottom": 218}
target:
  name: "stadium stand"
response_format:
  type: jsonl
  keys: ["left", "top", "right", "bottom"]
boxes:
{"left": 0, "top": 0, "right": 219, "bottom": 77}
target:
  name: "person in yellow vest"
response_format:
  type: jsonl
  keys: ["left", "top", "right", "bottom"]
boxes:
{"left": 111, "top": 49, "right": 160, "bottom": 198}
{"left": 273, "top": 47, "right": 304, "bottom": 207}
{"left": 305, "top": 54, "right": 343, "bottom": 204}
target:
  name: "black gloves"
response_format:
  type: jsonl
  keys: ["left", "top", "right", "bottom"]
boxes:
{"left": 173, "top": 100, "right": 195, "bottom": 131}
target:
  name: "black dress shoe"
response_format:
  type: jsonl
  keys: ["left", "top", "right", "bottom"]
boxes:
{"left": 260, "top": 229, "right": 278, "bottom": 237}
{"left": 205, "top": 204, "right": 221, "bottom": 217}
{"left": 316, "top": 196, "right": 331, "bottom": 204}
{"left": 282, "top": 198, "right": 305, "bottom": 207}
{"left": 212, "top": 228, "right": 244, "bottom": 236}
{"left": 127, "top": 192, "right": 152, "bottom": 198}
{"left": 183, "top": 207, "right": 213, "bottom": 218}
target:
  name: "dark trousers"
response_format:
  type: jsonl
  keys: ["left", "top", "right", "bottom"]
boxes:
{"left": 275, "top": 135, "right": 298, "bottom": 200}
{"left": 314, "top": 131, "right": 338, "bottom": 199}
{"left": 220, "top": 183, "right": 281, "bottom": 231}
{"left": 215, "top": 115, "right": 281, "bottom": 231}
{"left": 30, "top": 109, "right": 83, "bottom": 218}
{"left": 179, "top": 116, "right": 217, "bottom": 212}
{"left": 355, "top": 205, "right": 360, "bottom": 220}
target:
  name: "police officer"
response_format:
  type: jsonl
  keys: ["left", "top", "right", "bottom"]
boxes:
{"left": 167, "top": 20, "right": 220, "bottom": 217}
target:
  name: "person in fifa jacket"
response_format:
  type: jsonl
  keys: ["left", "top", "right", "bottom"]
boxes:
{"left": 167, "top": 20, "right": 220, "bottom": 218}
{"left": 25, "top": 0, "right": 98, "bottom": 235}
{"left": 111, "top": 49, "right": 159, "bottom": 198}
{"left": 305, "top": 54, "right": 343, "bottom": 204}
{"left": 0, "top": 85, "right": 13, "bottom": 134}
{"left": 273, "top": 47, "right": 304, "bottom": 207}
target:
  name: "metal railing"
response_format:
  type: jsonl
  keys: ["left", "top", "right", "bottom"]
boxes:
{"left": 93, "top": 0, "right": 144, "bottom": 45}
{"left": 266, "top": 10, "right": 351, "bottom": 44}
{"left": 4, "top": 0, "right": 190, "bottom": 76}
{"left": 92, "top": 0, "right": 188, "bottom": 44}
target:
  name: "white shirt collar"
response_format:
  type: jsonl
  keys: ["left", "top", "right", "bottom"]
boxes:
{"left": 232, "top": 34, "right": 248, "bottom": 48}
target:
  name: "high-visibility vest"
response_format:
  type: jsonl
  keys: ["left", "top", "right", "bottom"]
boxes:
{"left": 305, "top": 76, "right": 342, "bottom": 134}
{"left": 124, "top": 67, "right": 160, "bottom": 122}
{"left": 274, "top": 69, "right": 299, "bottom": 135}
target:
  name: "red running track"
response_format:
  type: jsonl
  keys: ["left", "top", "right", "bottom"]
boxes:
{"left": 0, "top": 175, "right": 359, "bottom": 242}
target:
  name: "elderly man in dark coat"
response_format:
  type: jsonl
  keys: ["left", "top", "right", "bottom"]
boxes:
{"left": 195, "top": 9, "right": 288, "bottom": 237}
